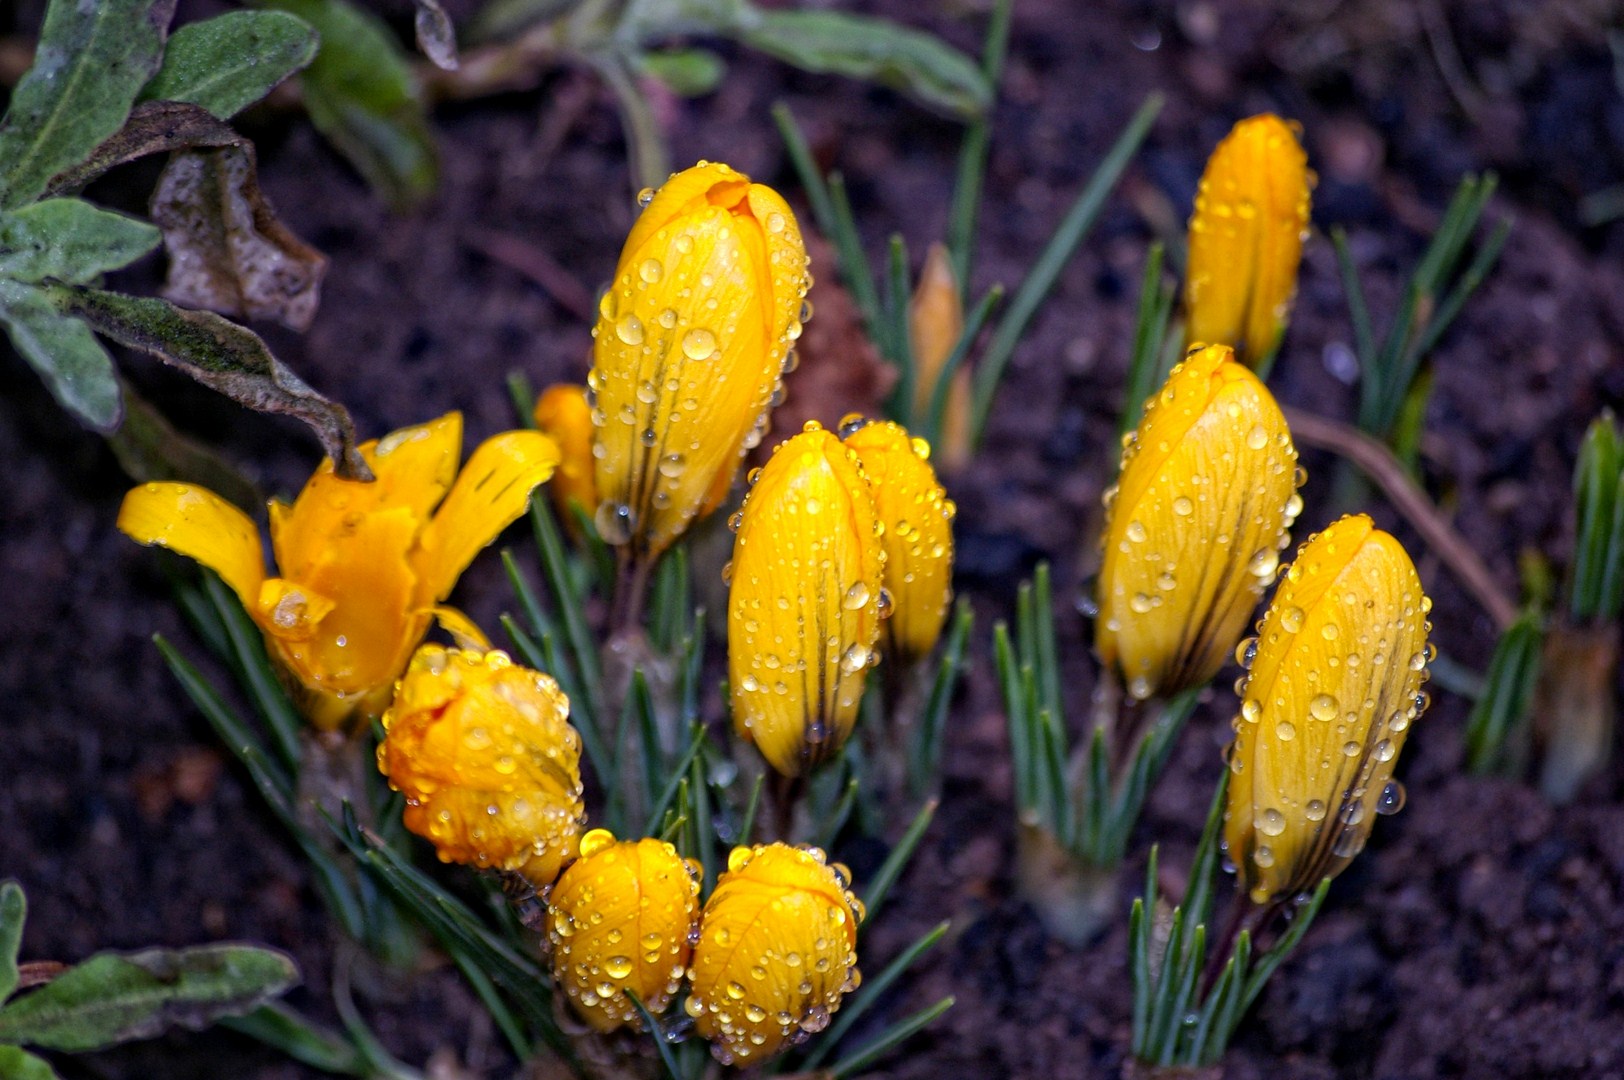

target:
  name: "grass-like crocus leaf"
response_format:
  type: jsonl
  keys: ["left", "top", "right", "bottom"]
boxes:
{"left": 1464, "top": 610, "right": 1544, "bottom": 774}
{"left": 0, "top": 1046, "right": 60, "bottom": 1079}
{"left": 861, "top": 799, "right": 937, "bottom": 925}
{"left": 0, "top": 199, "right": 160, "bottom": 284}
{"left": 140, "top": 11, "right": 318, "bottom": 119}
{"left": 0, "top": 945, "right": 297, "bottom": 1052}
{"left": 0, "top": 883, "right": 24, "bottom": 1005}
{"left": 827, "top": 995, "right": 955, "bottom": 1078}
{"left": 1571, "top": 413, "right": 1624, "bottom": 622}
{"left": 265, "top": 0, "right": 438, "bottom": 209}
{"left": 730, "top": 7, "right": 989, "bottom": 121}
{"left": 946, "top": 0, "right": 1013, "bottom": 293}
{"left": 47, "top": 284, "right": 369, "bottom": 479}
{"left": 223, "top": 1003, "right": 367, "bottom": 1076}
{"left": 0, "top": 0, "right": 172, "bottom": 210}
{"left": 0, "top": 279, "right": 120, "bottom": 430}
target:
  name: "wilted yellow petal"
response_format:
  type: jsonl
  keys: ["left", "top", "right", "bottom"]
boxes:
{"left": 590, "top": 161, "right": 809, "bottom": 561}
{"left": 117, "top": 482, "right": 266, "bottom": 609}
{"left": 687, "top": 843, "right": 863, "bottom": 1065}
{"left": 378, "top": 645, "right": 585, "bottom": 886}
{"left": 1185, "top": 114, "right": 1313, "bottom": 368}
{"left": 548, "top": 829, "right": 701, "bottom": 1032}
{"left": 414, "top": 429, "right": 559, "bottom": 602}
{"left": 908, "top": 242, "right": 972, "bottom": 470}
{"left": 728, "top": 424, "right": 884, "bottom": 777}
{"left": 533, "top": 383, "right": 599, "bottom": 525}
{"left": 1224, "top": 514, "right": 1433, "bottom": 905}
{"left": 840, "top": 418, "right": 955, "bottom": 662}
{"left": 1097, "top": 344, "right": 1301, "bottom": 700}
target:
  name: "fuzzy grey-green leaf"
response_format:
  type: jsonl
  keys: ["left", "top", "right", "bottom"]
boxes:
{"left": 0, "top": 200, "right": 161, "bottom": 284}
{"left": 0, "top": 0, "right": 176, "bottom": 209}
{"left": 0, "top": 1046, "right": 62, "bottom": 1080}
{"left": 0, "top": 883, "right": 24, "bottom": 1004}
{"left": 0, "top": 280, "right": 120, "bottom": 430}
{"left": 731, "top": 8, "right": 989, "bottom": 120}
{"left": 140, "top": 11, "right": 318, "bottom": 120}
{"left": 0, "top": 945, "right": 297, "bottom": 1052}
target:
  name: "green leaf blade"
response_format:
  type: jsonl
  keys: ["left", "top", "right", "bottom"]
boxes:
{"left": 140, "top": 11, "right": 319, "bottom": 119}
{"left": 0, "top": 199, "right": 161, "bottom": 283}
{"left": 0, "top": 280, "right": 120, "bottom": 430}
{"left": 0, "top": 882, "right": 24, "bottom": 1004}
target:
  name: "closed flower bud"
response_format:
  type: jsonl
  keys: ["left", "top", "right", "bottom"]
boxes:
{"left": 118, "top": 413, "right": 558, "bottom": 728}
{"left": 686, "top": 843, "right": 864, "bottom": 1065}
{"left": 1224, "top": 514, "right": 1433, "bottom": 905}
{"left": 840, "top": 417, "right": 955, "bottom": 662}
{"left": 728, "top": 423, "right": 885, "bottom": 777}
{"left": 547, "top": 829, "right": 701, "bottom": 1032}
{"left": 377, "top": 645, "right": 585, "bottom": 887}
{"left": 1097, "top": 344, "right": 1301, "bottom": 701}
{"left": 908, "top": 241, "right": 971, "bottom": 469}
{"left": 590, "top": 161, "right": 810, "bottom": 560}
{"left": 533, "top": 383, "right": 599, "bottom": 525}
{"left": 1185, "top": 114, "right": 1313, "bottom": 368}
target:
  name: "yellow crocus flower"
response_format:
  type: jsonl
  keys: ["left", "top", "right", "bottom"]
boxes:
{"left": 1184, "top": 114, "right": 1313, "bottom": 368}
{"left": 1224, "top": 514, "right": 1433, "bottom": 905}
{"left": 727, "top": 423, "right": 885, "bottom": 777}
{"left": 686, "top": 843, "right": 863, "bottom": 1065}
{"left": 118, "top": 413, "right": 558, "bottom": 728}
{"left": 377, "top": 645, "right": 585, "bottom": 887}
{"left": 547, "top": 829, "right": 701, "bottom": 1032}
{"left": 590, "top": 161, "right": 810, "bottom": 561}
{"left": 1097, "top": 344, "right": 1301, "bottom": 701}
{"left": 533, "top": 382, "right": 598, "bottom": 526}
{"left": 908, "top": 241, "right": 971, "bottom": 469}
{"left": 840, "top": 417, "right": 955, "bottom": 662}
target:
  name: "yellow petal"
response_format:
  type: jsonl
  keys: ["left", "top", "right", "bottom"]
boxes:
{"left": 1224, "top": 515, "right": 1433, "bottom": 905}
{"left": 687, "top": 843, "right": 863, "bottom": 1065}
{"left": 255, "top": 577, "right": 336, "bottom": 642}
{"left": 271, "top": 413, "right": 462, "bottom": 579}
{"left": 117, "top": 482, "right": 266, "bottom": 609}
{"left": 533, "top": 384, "right": 599, "bottom": 525}
{"left": 728, "top": 424, "right": 884, "bottom": 777}
{"left": 841, "top": 419, "right": 956, "bottom": 662}
{"left": 414, "top": 429, "right": 560, "bottom": 603}
{"left": 590, "top": 161, "right": 808, "bottom": 561}
{"left": 1097, "top": 345, "right": 1301, "bottom": 700}
{"left": 907, "top": 242, "right": 973, "bottom": 471}
{"left": 547, "top": 830, "right": 701, "bottom": 1033}
{"left": 432, "top": 605, "right": 491, "bottom": 652}
{"left": 1185, "top": 114, "right": 1313, "bottom": 368}
{"left": 378, "top": 645, "right": 585, "bottom": 886}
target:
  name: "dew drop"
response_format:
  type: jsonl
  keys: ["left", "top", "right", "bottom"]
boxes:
{"left": 616, "top": 314, "right": 645, "bottom": 345}
{"left": 1309, "top": 694, "right": 1338, "bottom": 721}
{"left": 1305, "top": 799, "right": 1327, "bottom": 822}
{"left": 1259, "top": 807, "right": 1286, "bottom": 836}
{"left": 1376, "top": 780, "right": 1406, "bottom": 815}
{"left": 682, "top": 328, "right": 718, "bottom": 360}
{"left": 1279, "top": 606, "right": 1305, "bottom": 633}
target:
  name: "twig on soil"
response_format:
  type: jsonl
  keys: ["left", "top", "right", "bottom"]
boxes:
{"left": 463, "top": 228, "right": 598, "bottom": 323}
{"left": 1284, "top": 405, "right": 1517, "bottom": 631}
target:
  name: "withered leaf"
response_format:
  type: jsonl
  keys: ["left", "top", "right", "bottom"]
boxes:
{"left": 151, "top": 142, "right": 327, "bottom": 331}
{"left": 413, "top": 0, "right": 459, "bottom": 71}
{"left": 45, "top": 101, "right": 238, "bottom": 197}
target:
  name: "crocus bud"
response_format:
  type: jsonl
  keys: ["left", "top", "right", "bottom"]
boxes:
{"left": 728, "top": 423, "right": 885, "bottom": 777}
{"left": 686, "top": 843, "right": 864, "bottom": 1065}
{"left": 546, "top": 829, "right": 701, "bottom": 1032}
{"left": 840, "top": 417, "right": 955, "bottom": 662}
{"left": 589, "top": 161, "right": 810, "bottom": 560}
{"left": 1097, "top": 344, "right": 1302, "bottom": 701}
{"left": 908, "top": 241, "right": 971, "bottom": 469}
{"left": 533, "top": 383, "right": 598, "bottom": 526}
{"left": 376, "top": 645, "right": 585, "bottom": 888}
{"left": 1224, "top": 515, "right": 1433, "bottom": 905}
{"left": 1185, "top": 114, "right": 1313, "bottom": 368}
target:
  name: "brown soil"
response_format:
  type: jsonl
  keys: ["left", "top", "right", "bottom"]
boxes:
{"left": 4, "top": 0, "right": 1623, "bottom": 1078}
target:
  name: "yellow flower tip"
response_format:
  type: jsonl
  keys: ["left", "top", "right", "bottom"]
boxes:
{"left": 839, "top": 416, "right": 956, "bottom": 663}
{"left": 687, "top": 843, "right": 863, "bottom": 1065}
{"left": 533, "top": 383, "right": 599, "bottom": 526}
{"left": 589, "top": 160, "right": 810, "bottom": 562}
{"left": 1185, "top": 114, "right": 1314, "bottom": 368}
{"left": 1223, "top": 514, "right": 1434, "bottom": 906}
{"left": 121, "top": 415, "right": 557, "bottom": 731}
{"left": 906, "top": 243, "right": 973, "bottom": 468}
{"left": 727, "top": 424, "right": 885, "bottom": 778}
{"left": 546, "top": 829, "right": 701, "bottom": 1033}
{"left": 377, "top": 644, "right": 585, "bottom": 887}
{"left": 1097, "top": 345, "right": 1302, "bottom": 701}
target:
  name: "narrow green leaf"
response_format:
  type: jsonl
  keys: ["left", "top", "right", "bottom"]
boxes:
{"left": 0, "top": 883, "right": 24, "bottom": 1005}
{"left": 265, "top": 0, "right": 438, "bottom": 209}
{"left": 770, "top": 103, "right": 837, "bottom": 244}
{"left": 1119, "top": 242, "right": 1171, "bottom": 438}
{"left": 732, "top": 8, "right": 989, "bottom": 120}
{"left": 202, "top": 573, "right": 302, "bottom": 771}
{"left": 624, "top": 990, "right": 681, "bottom": 1080}
{"left": 947, "top": 0, "right": 1014, "bottom": 292}
{"left": 642, "top": 726, "right": 710, "bottom": 838}
{"left": 0, "top": 199, "right": 160, "bottom": 283}
{"left": 528, "top": 499, "right": 602, "bottom": 721}
{"left": 0, "top": 279, "right": 119, "bottom": 431}
{"left": 0, "top": 1046, "right": 61, "bottom": 1080}
{"left": 910, "top": 600, "right": 972, "bottom": 797}
{"left": 971, "top": 94, "right": 1163, "bottom": 439}
{"left": 140, "top": 11, "right": 318, "bottom": 119}
{"left": 0, "top": 946, "right": 297, "bottom": 1052}
{"left": 860, "top": 799, "right": 936, "bottom": 924}
{"left": 884, "top": 232, "right": 915, "bottom": 415}
{"left": 109, "top": 380, "right": 263, "bottom": 512}
{"left": 922, "top": 284, "right": 1001, "bottom": 448}
{"left": 737, "top": 772, "right": 766, "bottom": 847}
{"left": 222, "top": 1003, "right": 366, "bottom": 1076}
{"left": 828, "top": 996, "right": 954, "bottom": 1078}
{"left": 1238, "top": 878, "right": 1330, "bottom": 1014}
{"left": 0, "top": 0, "right": 171, "bottom": 209}
{"left": 802, "top": 920, "right": 948, "bottom": 1070}
{"left": 639, "top": 49, "right": 727, "bottom": 98}
{"left": 827, "top": 173, "right": 882, "bottom": 331}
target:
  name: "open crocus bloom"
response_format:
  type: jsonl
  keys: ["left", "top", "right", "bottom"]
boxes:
{"left": 119, "top": 412, "right": 559, "bottom": 728}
